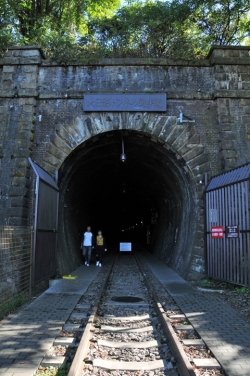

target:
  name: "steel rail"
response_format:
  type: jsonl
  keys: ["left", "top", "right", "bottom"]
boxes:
{"left": 134, "top": 252, "right": 196, "bottom": 376}
{"left": 68, "top": 255, "right": 116, "bottom": 376}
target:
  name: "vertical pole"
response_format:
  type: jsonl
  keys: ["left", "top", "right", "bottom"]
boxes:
{"left": 29, "top": 226, "right": 34, "bottom": 297}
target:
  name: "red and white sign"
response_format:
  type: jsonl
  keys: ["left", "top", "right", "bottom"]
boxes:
{"left": 211, "top": 226, "right": 224, "bottom": 238}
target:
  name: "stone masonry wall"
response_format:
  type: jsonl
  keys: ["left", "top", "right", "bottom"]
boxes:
{"left": 0, "top": 46, "right": 250, "bottom": 280}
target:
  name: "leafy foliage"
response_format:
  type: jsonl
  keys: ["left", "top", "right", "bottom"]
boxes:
{"left": 0, "top": 291, "right": 29, "bottom": 320}
{"left": 88, "top": 1, "right": 201, "bottom": 58}
{"left": 0, "top": 0, "right": 250, "bottom": 61}
{"left": 2, "top": 0, "right": 120, "bottom": 37}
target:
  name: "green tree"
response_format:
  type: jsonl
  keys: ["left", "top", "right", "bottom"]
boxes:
{"left": 1, "top": 0, "right": 250, "bottom": 61}
{"left": 1, "top": 0, "right": 120, "bottom": 38}
{"left": 88, "top": 0, "right": 250, "bottom": 59}
{"left": 88, "top": 1, "right": 199, "bottom": 58}
{"left": 191, "top": 0, "right": 250, "bottom": 46}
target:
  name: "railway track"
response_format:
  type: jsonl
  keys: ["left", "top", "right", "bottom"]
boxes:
{"left": 36, "top": 254, "right": 225, "bottom": 376}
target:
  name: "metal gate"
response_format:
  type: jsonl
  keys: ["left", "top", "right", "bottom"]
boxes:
{"left": 29, "top": 159, "right": 59, "bottom": 285}
{"left": 205, "top": 163, "right": 250, "bottom": 287}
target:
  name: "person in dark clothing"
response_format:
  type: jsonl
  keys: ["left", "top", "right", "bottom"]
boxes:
{"left": 94, "top": 230, "right": 107, "bottom": 267}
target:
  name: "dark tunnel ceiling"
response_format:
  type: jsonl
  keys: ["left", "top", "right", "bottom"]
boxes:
{"left": 58, "top": 130, "right": 190, "bottom": 236}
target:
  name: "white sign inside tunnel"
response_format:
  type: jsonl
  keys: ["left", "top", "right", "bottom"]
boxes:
{"left": 83, "top": 94, "right": 166, "bottom": 112}
{"left": 120, "top": 242, "right": 132, "bottom": 252}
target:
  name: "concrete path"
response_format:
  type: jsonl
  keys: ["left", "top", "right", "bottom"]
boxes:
{"left": 142, "top": 252, "right": 250, "bottom": 376}
{"left": 0, "top": 264, "right": 100, "bottom": 376}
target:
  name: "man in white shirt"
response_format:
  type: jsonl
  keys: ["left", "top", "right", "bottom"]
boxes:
{"left": 82, "top": 226, "right": 93, "bottom": 266}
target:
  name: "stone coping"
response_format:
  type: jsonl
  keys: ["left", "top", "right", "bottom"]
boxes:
{"left": 1, "top": 45, "right": 250, "bottom": 67}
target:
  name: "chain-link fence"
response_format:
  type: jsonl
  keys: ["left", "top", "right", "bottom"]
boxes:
{"left": 0, "top": 226, "right": 33, "bottom": 319}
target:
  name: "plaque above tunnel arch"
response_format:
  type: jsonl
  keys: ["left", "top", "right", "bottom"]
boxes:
{"left": 83, "top": 94, "right": 166, "bottom": 112}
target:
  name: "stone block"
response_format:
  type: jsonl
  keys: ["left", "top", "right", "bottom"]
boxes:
{"left": 3, "top": 73, "right": 14, "bottom": 81}
{"left": 220, "top": 150, "right": 237, "bottom": 159}
{"left": 41, "top": 161, "right": 57, "bottom": 176}
{"left": 18, "top": 89, "right": 38, "bottom": 97}
{"left": 19, "top": 98, "right": 37, "bottom": 106}
{"left": 217, "top": 105, "right": 229, "bottom": 115}
{"left": 0, "top": 89, "right": 15, "bottom": 97}
{"left": 22, "top": 105, "right": 35, "bottom": 114}
{"left": 16, "top": 158, "right": 29, "bottom": 168}
{"left": 219, "top": 131, "right": 237, "bottom": 141}
{"left": 219, "top": 114, "right": 234, "bottom": 123}
{"left": 244, "top": 106, "right": 250, "bottom": 114}
{"left": 18, "top": 119, "right": 35, "bottom": 130}
{"left": 16, "top": 130, "right": 33, "bottom": 140}
{"left": 214, "top": 73, "right": 227, "bottom": 81}
{"left": 192, "top": 161, "right": 211, "bottom": 175}
{"left": 2, "top": 81, "right": 14, "bottom": 89}
{"left": 241, "top": 115, "right": 250, "bottom": 123}
{"left": 17, "top": 139, "right": 31, "bottom": 149}
{"left": 43, "top": 151, "right": 62, "bottom": 168}
{"left": 9, "top": 187, "right": 29, "bottom": 197}
{"left": 11, "top": 148, "right": 30, "bottom": 158}
{"left": 239, "top": 50, "right": 250, "bottom": 58}
{"left": 20, "top": 77, "right": 38, "bottom": 90}
{"left": 19, "top": 49, "right": 41, "bottom": 58}
{"left": 240, "top": 73, "right": 250, "bottom": 81}
{"left": 13, "top": 176, "right": 27, "bottom": 187}
{"left": 10, "top": 169, "right": 26, "bottom": 178}
{"left": 22, "top": 66, "right": 38, "bottom": 73}
{"left": 3, "top": 66, "right": 15, "bottom": 73}
{"left": 8, "top": 217, "right": 26, "bottom": 226}
{"left": 0, "top": 57, "right": 20, "bottom": 64}
{"left": 220, "top": 140, "right": 234, "bottom": 150}
{"left": 50, "top": 134, "right": 72, "bottom": 155}
{"left": 186, "top": 152, "right": 208, "bottom": 169}
{"left": 237, "top": 66, "right": 249, "bottom": 73}
{"left": 242, "top": 82, "right": 250, "bottom": 90}
{"left": 184, "top": 146, "right": 204, "bottom": 162}
{"left": 21, "top": 57, "right": 42, "bottom": 64}
{"left": 11, "top": 197, "right": 29, "bottom": 208}
{"left": 46, "top": 143, "right": 67, "bottom": 161}
{"left": 187, "top": 134, "right": 200, "bottom": 145}
{"left": 240, "top": 99, "right": 250, "bottom": 106}
{"left": 7, "top": 207, "right": 28, "bottom": 218}
{"left": 219, "top": 123, "right": 232, "bottom": 131}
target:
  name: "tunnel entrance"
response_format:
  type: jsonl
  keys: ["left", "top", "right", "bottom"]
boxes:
{"left": 57, "top": 130, "right": 196, "bottom": 278}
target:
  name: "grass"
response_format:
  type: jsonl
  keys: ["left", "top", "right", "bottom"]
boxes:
{"left": 234, "top": 286, "right": 250, "bottom": 294}
{"left": 0, "top": 291, "right": 29, "bottom": 320}
{"left": 201, "top": 279, "right": 214, "bottom": 287}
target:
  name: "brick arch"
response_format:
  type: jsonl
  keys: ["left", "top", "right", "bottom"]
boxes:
{"left": 40, "top": 111, "right": 210, "bottom": 279}
{"left": 42, "top": 112, "right": 210, "bottom": 184}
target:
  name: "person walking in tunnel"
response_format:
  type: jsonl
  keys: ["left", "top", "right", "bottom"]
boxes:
{"left": 81, "top": 226, "right": 93, "bottom": 266}
{"left": 94, "top": 230, "right": 107, "bottom": 267}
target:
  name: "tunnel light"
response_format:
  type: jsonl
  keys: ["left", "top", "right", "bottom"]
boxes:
{"left": 120, "top": 138, "right": 127, "bottom": 163}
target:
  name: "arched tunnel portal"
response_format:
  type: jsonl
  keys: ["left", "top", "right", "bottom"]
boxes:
{"left": 57, "top": 130, "right": 197, "bottom": 278}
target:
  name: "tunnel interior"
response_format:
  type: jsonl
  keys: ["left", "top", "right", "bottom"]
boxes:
{"left": 57, "top": 130, "right": 196, "bottom": 277}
